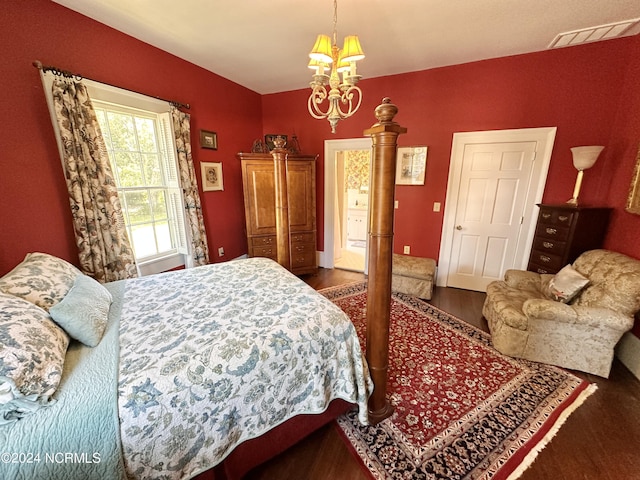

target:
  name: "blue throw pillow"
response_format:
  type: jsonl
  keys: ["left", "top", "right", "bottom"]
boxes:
{"left": 49, "top": 274, "right": 112, "bottom": 347}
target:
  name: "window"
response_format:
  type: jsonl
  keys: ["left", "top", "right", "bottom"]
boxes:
{"left": 87, "top": 82, "right": 188, "bottom": 275}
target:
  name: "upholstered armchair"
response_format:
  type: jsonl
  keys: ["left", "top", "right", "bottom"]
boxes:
{"left": 483, "top": 249, "right": 640, "bottom": 377}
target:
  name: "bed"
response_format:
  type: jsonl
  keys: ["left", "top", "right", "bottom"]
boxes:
{"left": 1, "top": 97, "right": 404, "bottom": 480}
{"left": 0, "top": 253, "right": 371, "bottom": 480}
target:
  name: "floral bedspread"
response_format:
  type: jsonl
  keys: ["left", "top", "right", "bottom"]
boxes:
{"left": 117, "top": 257, "right": 371, "bottom": 479}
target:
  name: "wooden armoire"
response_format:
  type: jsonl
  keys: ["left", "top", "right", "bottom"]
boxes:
{"left": 238, "top": 147, "right": 318, "bottom": 276}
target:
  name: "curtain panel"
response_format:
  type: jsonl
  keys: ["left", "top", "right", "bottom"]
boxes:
{"left": 51, "top": 79, "right": 137, "bottom": 282}
{"left": 171, "top": 107, "right": 210, "bottom": 267}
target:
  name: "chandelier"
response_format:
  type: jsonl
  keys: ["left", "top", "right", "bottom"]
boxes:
{"left": 307, "top": 0, "right": 365, "bottom": 133}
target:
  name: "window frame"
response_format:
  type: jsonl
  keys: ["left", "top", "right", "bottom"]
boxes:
{"left": 84, "top": 81, "right": 189, "bottom": 275}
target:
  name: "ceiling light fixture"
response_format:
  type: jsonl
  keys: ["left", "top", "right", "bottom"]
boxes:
{"left": 307, "top": 0, "right": 365, "bottom": 133}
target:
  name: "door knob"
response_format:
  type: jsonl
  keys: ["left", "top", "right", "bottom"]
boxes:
{"left": 455, "top": 225, "right": 462, "bottom": 230}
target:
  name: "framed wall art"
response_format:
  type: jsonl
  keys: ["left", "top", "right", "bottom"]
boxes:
{"left": 396, "top": 146, "right": 428, "bottom": 185}
{"left": 200, "top": 130, "right": 218, "bottom": 150}
{"left": 625, "top": 143, "right": 640, "bottom": 215}
{"left": 201, "top": 162, "right": 223, "bottom": 191}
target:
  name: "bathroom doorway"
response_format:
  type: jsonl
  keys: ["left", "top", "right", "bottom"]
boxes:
{"left": 323, "top": 139, "right": 372, "bottom": 273}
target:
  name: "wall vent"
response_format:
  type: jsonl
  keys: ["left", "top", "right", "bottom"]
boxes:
{"left": 548, "top": 18, "right": 640, "bottom": 48}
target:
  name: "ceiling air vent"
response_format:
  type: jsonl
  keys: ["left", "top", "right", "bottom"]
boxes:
{"left": 548, "top": 18, "right": 640, "bottom": 48}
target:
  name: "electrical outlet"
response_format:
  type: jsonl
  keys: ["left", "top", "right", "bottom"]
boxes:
{"left": 218, "top": 247, "right": 224, "bottom": 257}
{"left": 394, "top": 200, "right": 399, "bottom": 209}
{"left": 433, "top": 202, "right": 441, "bottom": 212}
{"left": 403, "top": 245, "right": 410, "bottom": 254}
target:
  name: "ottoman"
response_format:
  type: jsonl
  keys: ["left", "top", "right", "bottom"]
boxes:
{"left": 391, "top": 254, "right": 436, "bottom": 300}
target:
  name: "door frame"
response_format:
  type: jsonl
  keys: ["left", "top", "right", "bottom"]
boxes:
{"left": 437, "top": 127, "right": 557, "bottom": 288}
{"left": 320, "top": 137, "right": 373, "bottom": 269}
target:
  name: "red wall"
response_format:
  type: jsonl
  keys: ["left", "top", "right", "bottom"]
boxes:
{"left": 262, "top": 37, "right": 640, "bottom": 262}
{"left": 3, "top": 0, "right": 640, "bottom": 298}
{"left": 0, "top": 0, "right": 262, "bottom": 275}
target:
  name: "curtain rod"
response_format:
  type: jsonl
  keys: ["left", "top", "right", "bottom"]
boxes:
{"left": 32, "top": 60, "right": 190, "bottom": 110}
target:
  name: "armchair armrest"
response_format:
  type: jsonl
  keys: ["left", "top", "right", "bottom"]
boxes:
{"left": 523, "top": 299, "right": 635, "bottom": 332}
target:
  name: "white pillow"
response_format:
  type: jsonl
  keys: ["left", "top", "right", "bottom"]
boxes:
{"left": 546, "top": 264, "right": 590, "bottom": 303}
{"left": 0, "top": 252, "right": 80, "bottom": 311}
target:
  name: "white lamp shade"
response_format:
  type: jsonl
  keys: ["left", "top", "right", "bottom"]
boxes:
{"left": 571, "top": 146, "right": 604, "bottom": 171}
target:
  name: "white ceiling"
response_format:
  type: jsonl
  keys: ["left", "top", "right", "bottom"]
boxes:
{"left": 53, "top": 0, "right": 640, "bottom": 95}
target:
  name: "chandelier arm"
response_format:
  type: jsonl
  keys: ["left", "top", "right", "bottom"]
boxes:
{"left": 308, "top": 87, "right": 332, "bottom": 119}
{"left": 333, "top": 86, "right": 363, "bottom": 118}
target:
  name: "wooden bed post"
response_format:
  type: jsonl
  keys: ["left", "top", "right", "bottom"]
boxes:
{"left": 364, "top": 98, "right": 407, "bottom": 425}
{"left": 272, "top": 136, "right": 291, "bottom": 271}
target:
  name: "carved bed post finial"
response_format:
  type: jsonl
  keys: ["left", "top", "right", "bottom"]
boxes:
{"left": 363, "top": 98, "right": 407, "bottom": 425}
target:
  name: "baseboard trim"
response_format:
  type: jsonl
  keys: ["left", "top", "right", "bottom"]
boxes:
{"left": 616, "top": 332, "right": 640, "bottom": 381}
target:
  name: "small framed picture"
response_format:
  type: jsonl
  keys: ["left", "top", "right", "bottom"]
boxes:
{"left": 396, "top": 146, "right": 428, "bottom": 185}
{"left": 200, "top": 130, "right": 218, "bottom": 150}
{"left": 201, "top": 162, "right": 223, "bottom": 191}
{"left": 264, "top": 134, "right": 287, "bottom": 151}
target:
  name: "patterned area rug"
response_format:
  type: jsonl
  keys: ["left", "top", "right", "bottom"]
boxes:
{"left": 321, "top": 282, "right": 596, "bottom": 480}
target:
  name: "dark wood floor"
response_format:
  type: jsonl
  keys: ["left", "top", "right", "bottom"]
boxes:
{"left": 246, "top": 268, "right": 640, "bottom": 480}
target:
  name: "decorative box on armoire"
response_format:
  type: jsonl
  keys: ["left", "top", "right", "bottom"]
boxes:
{"left": 238, "top": 150, "right": 318, "bottom": 276}
{"left": 527, "top": 204, "right": 611, "bottom": 274}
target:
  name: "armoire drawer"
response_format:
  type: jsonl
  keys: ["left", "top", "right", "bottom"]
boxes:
{"left": 291, "top": 232, "right": 315, "bottom": 244}
{"left": 291, "top": 251, "right": 315, "bottom": 268}
{"left": 251, "top": 246, "right": 277, "bottom": 259}
{"left": 291, "top": 242, "right": 314, "bottom": 254}
{"left": 251, "top": 235, "right": 276, "bottom": 247}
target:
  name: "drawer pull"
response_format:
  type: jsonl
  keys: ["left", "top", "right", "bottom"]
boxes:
{"left": 558, "top": 215, "right": 569, "bottom": 222}
{"left": 543, "top": 241, "right": 554, "bottom": 249}
{"left": 540, "top": 255, "right": 551, "bottom": 263}
{"left": 542, "top": 213, "right": 551, "bottom": 219}
{"left": 545, "top": 227, "right": 557, "bottom": 235}
{"left": 537, "top": 268, "right": 548, "bottom": 274}
{"left": 296, "top": 245, "right": 306, "bottom": 252}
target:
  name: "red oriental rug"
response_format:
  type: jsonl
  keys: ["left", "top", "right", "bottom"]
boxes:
{"left": 321, "top": 282, "right": 596, "bottom": 480}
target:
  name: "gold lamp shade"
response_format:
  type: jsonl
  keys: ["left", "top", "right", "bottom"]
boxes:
{"left": 309, "top": 34, "right": 333, "bottom": 64}
{"left": 341, "top": 35, "right": 365, "bottom": 62}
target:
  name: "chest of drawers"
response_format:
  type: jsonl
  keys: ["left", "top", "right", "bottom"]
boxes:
{"left": 527, "top": 204, "right": 611, "bottom": 274}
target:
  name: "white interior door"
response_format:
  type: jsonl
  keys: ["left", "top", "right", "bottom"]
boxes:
{"left": 438, "top": 128, "right": 556, "bottom": 292}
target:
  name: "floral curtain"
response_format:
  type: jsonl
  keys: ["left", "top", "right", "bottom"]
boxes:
{"left": 171, "top": 107, "right": 210, "bottom": 266}
{"left": 51, "top": 79, "right": 137, "bottom": 282}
